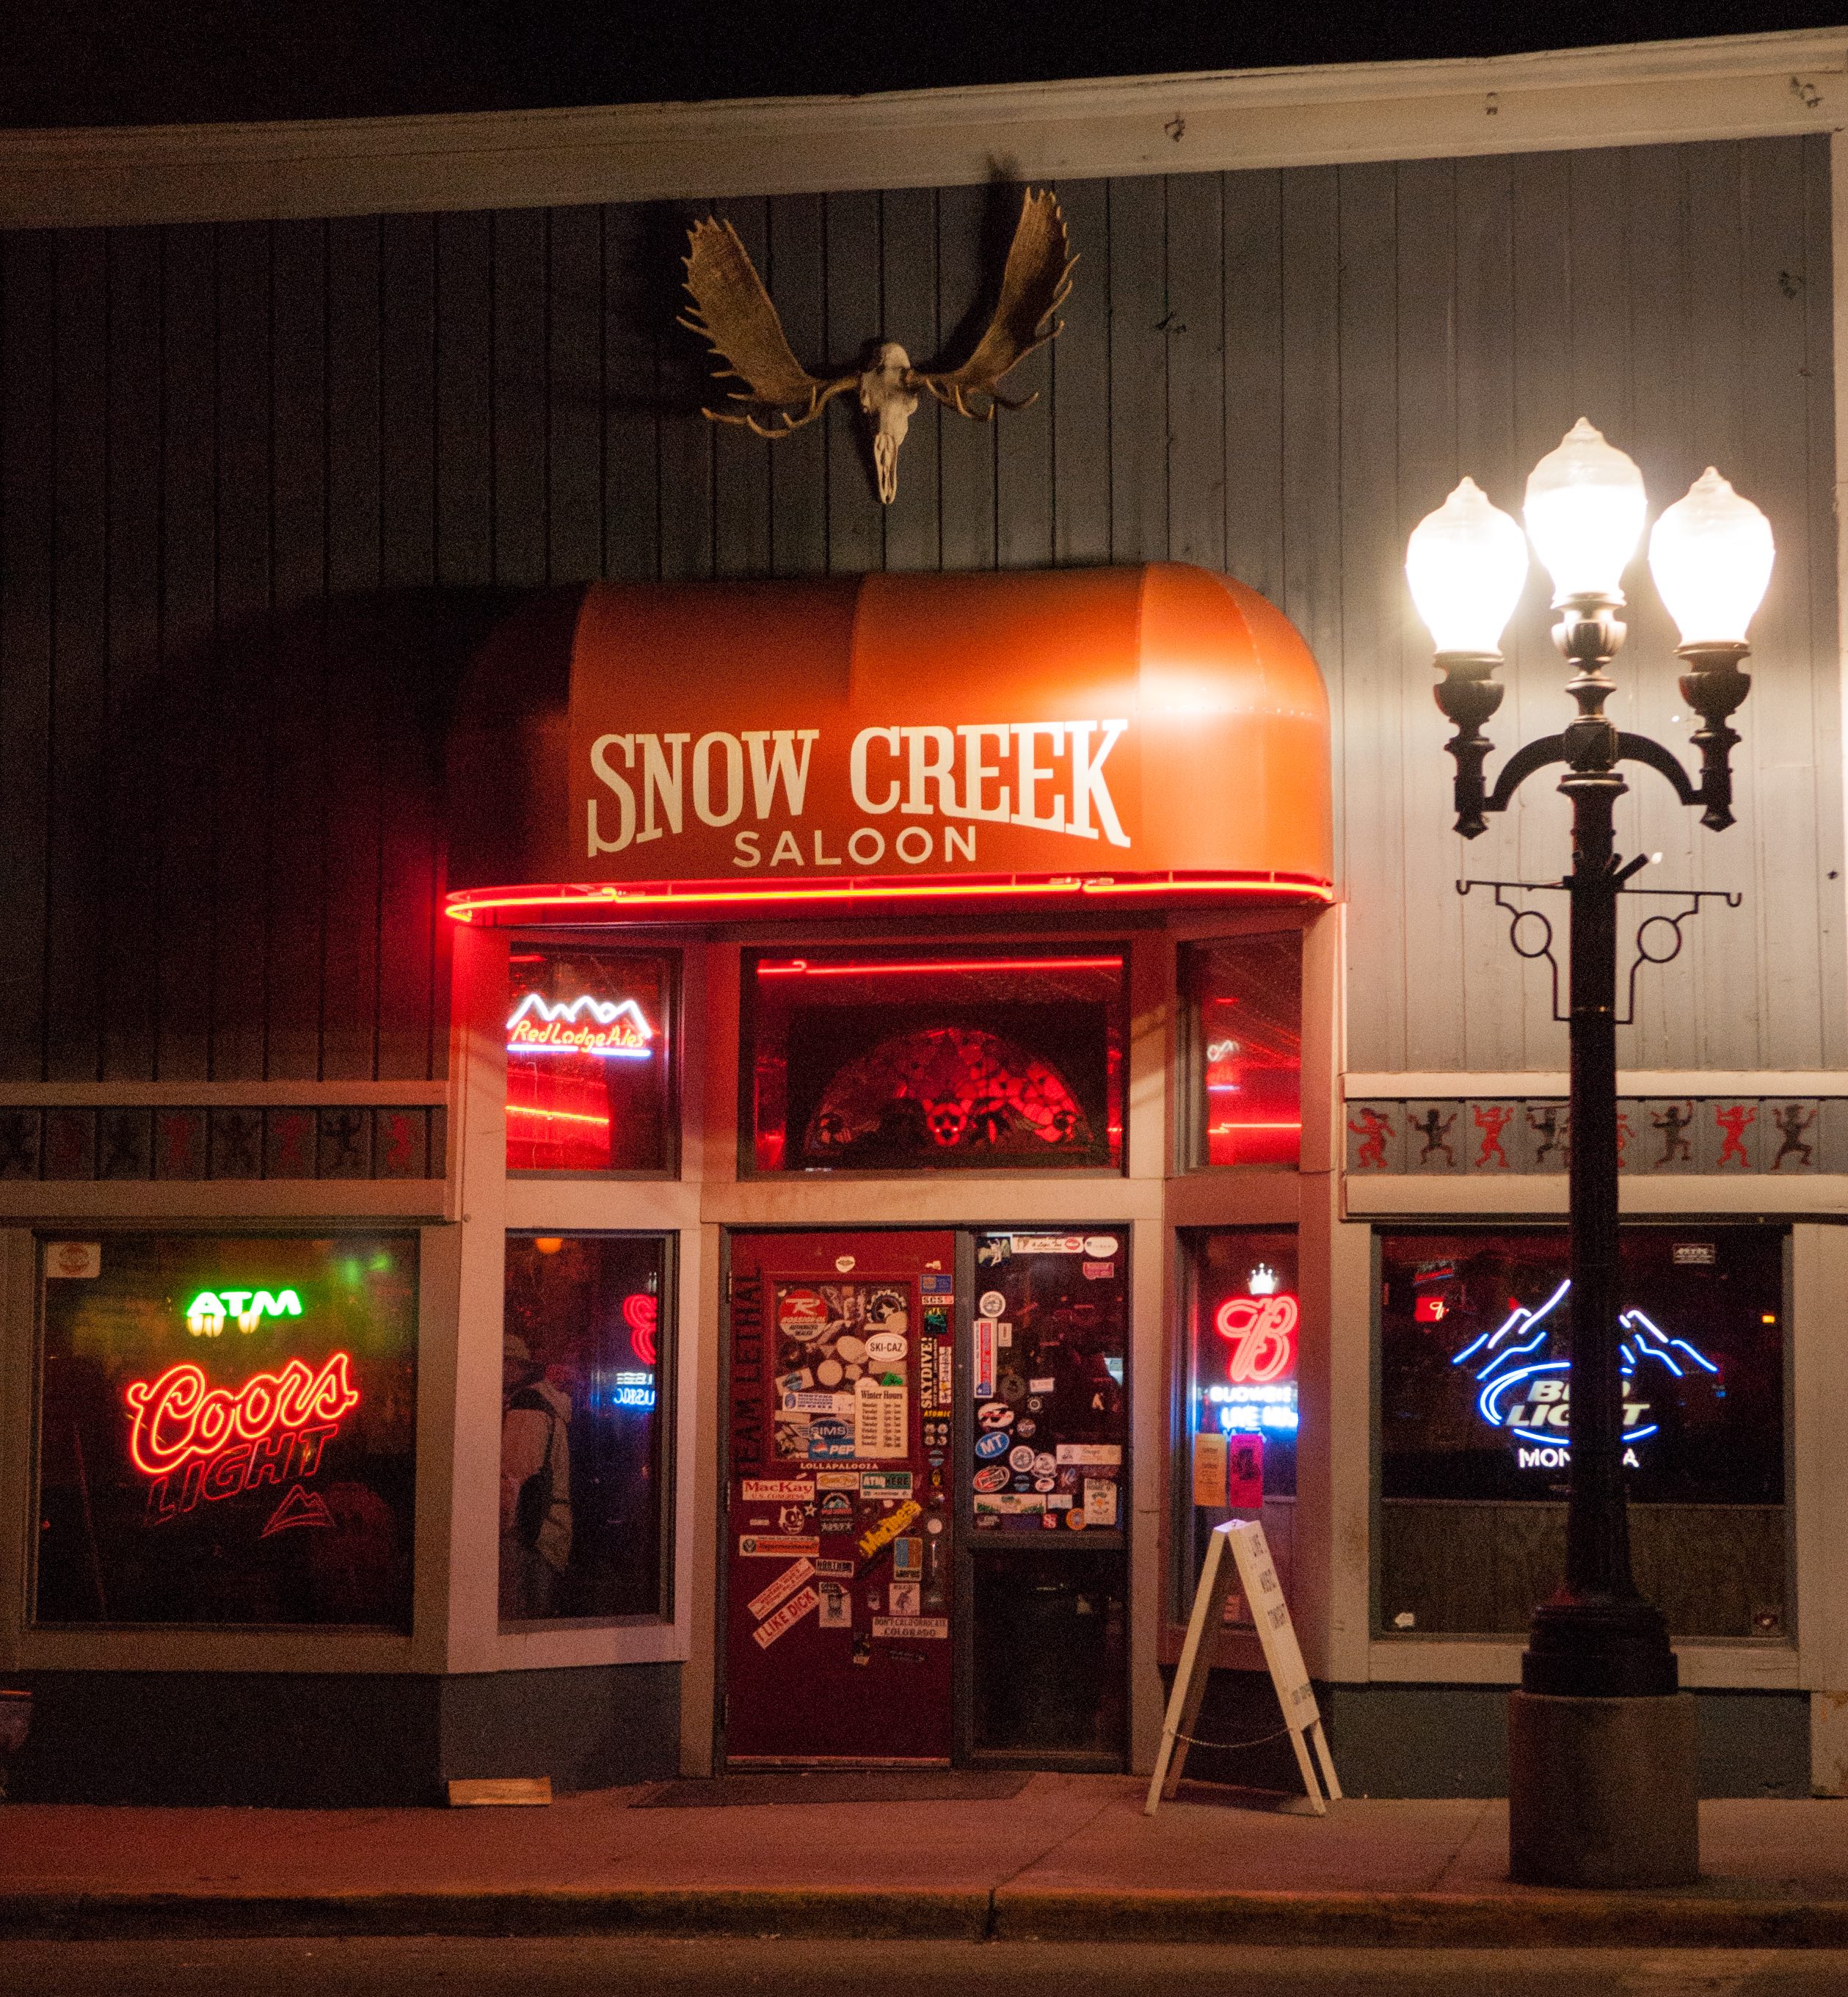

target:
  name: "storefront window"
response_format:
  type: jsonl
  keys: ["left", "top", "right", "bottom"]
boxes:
{"left": 1378, "top": 1226, "right": 1786, "bottom": 1638}
{"left": 506, "top": 945, "right": 676, "bottom": 1174}
{"left": 1182, "top": 934, "right": 1302, "bottom": 1168}
{"left": 501, "top": 1232, "right": 672, "bottom": 1623}
{"left": 1176, "top": 1229, "right": 1299, "bottom": 1621}
{"left": 743, "top": 947, "right": 1126, "bottom": 1174}
{"left": 34, "top": 1232, "right": 418, "bottom": 1628}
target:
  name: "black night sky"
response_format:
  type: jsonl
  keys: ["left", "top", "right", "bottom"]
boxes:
{"left": 5, "top": 1, "right": 1847, "bottom": 128}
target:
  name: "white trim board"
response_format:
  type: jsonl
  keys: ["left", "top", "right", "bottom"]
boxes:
{"left": 0, "top": 30, "right": 1841, "bottom": 230}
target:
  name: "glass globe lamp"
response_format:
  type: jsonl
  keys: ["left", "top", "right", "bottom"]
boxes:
{"left": 1406, "top": 478, "right": 1530, "bottom": 655}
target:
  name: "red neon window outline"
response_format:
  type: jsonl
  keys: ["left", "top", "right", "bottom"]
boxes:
{"left": 123, "top": 1353, "right": 361, "bottom": 1478}
{"left": 756, "top": 956, "right": 1123, "bottom": 978}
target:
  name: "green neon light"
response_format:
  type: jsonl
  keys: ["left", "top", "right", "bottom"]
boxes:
{"left": 185, "top": 1287, "right": 305, "bottom": 1337}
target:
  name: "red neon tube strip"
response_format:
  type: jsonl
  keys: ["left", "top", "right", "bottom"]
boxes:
{"left": 756, "top": 956, "right": 1121, "bottom": 978}
{"left": 506, "top": 1104, "right": 612, "bottom": 1130}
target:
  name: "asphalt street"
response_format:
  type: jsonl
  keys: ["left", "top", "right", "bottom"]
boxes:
{"left": 7, "top": 1940, "right": 1848, "bottom": 1996}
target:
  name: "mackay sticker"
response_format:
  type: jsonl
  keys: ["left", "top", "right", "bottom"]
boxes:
{"left": 858, "top": 1498, "right": 923, "bottom": 1559}
{"left": 873, "top": 1615, "right": 947, "bottom": 1640}
{"left": 738, "top": 1534, "right": 820, "bottom": 1558}
{"left": 742, "top": 1477, "right": 815, "bottom": 1502}
{"left": 748, "top": 1557, "right": 816, "bottom": 1622}
{"left": 753, "top": 1585, "right": 821, "bottom": 1648}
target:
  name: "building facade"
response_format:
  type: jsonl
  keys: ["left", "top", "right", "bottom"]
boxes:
{"left": 2, "top": 29, "right": 1846, "bottom": 1802}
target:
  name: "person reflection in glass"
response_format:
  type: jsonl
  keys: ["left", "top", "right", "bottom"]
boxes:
{"left": 500, "top": 1332, "right": 573, "bottom": 1619}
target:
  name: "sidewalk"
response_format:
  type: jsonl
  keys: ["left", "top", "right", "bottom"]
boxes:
{"left": 2, "top": 1776, "right": 1847, "bottom": 1947}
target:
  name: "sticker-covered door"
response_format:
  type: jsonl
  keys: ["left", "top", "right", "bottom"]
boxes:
{"left": 726, "top": 1231, "right": 956, "bottom": 1764}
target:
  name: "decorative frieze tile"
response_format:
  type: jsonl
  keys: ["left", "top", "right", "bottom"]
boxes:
{"left": 0, "top": 1102, "right": 440, "bottom": 1180}
{"left": 1761, "top": 1099, "right": 1821, "bottom": 1174}
{"left": 1698, "top": 1099, "right": 1762, "bottom": 1174}
{"left": 1463, "top": 1101, "right": 1521, "bottom": 1174}
{"left": 1404, "top": 1100, "right": 1467, "bottom": 1174}
{"left": 1345, "top": 1102, "right": 1403, "bottom": 1174}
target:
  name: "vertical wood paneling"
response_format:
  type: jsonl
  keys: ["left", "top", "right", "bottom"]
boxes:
{"left": 934, "top": 183, "right": 995, "bottom": 571}
{"left": 154, "top": 223, "right": 217, "bottom": 1082}
{"left": 1334, "top": 164, "right": 1408, "bottom": 1073}
{"left": 1392, "top": 158, "right": 1467, "bottom": 1077}
{"left": 994, "top": 188, "right": 1055, "bottom": 573}
{"left": 208, "top": 222, "right": 273, "bottom": 1080}
{"left": 45, "top": 230, "right": 109, "bottom": 1083}
{"left": 492, "top": 207, "right": 547, "bottom": 589}
{"left": 1051, "top": 177, "right": 1110, "bottom": 568}
{"left": 264, "top": 219, "right": 327, "bottom": 1082}
{"left": 99, "top": 230, "right": 164, "bottom": 1083}
{"left": 1107, "top": 175, "right": 1167, "bottom": 565}
{"left": 1221, "top": 169, "right": 1284, "bottom": 604}
{"left": 764, "top": 194, "right": 824, "bottom": 578}
{"left": 603, "top": 203, "right": 659, "bottom": 583}
{"left": 879, "top": 185, "right": 939, "bottom": 573}
{"left": 1447, "top": 154, "right": 1534, "bottom": 1069}
{"left": 1802, "top": 135, "right": 1848, "bottom": 1068}
{"left": 710, "top": 198, "right": 771, "bottom": 581}
{"left": 0, "top": 233, "right": 55, "bottom": 1079}
{"left": 1164, "top": 173, "right": 1224, "bottom": 575}
{"left": 826, "top": 190, "right": 883, "bottom": 572}
{"left": 321, "top": 214, "right": 384, "bottom": 1081}
{"left": 657, "top": 196, "right": 715, "bottom": 583}
{"left": 0, "top": 138, "right": 1836, "bottom": 1094}
{"left": 547, "top": 205, "right": 602, "bottom": 583}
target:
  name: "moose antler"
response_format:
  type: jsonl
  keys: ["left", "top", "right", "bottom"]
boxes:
{"left": 678, "top": 217, "right": 858, "bottom": 437}
{"left": 912, "top": 189, "right": 1077, "bottom": 418}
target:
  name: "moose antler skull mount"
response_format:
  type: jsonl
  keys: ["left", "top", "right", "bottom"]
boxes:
{"left": 677, "top": 189, "right": 1077, "bottom": 503}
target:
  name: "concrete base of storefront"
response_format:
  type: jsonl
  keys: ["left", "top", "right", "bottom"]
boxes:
{"left": 4, "top": 1665, "right": 681, "bottom": 1805}
{"left": 1171, "top": 1671, "right": 1811, "bottom": 1799}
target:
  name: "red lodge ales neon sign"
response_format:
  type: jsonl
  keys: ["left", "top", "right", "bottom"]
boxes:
{"left": 123, "top": 1353, "right": 360, "bottom": 1522}
{"left": 506, "top": 992, "right": 655, "bottom": 1058}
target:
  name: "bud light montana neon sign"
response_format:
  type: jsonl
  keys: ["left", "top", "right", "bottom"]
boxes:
{"left": 1452, "top": 1278, "right": 1719, "bottom": 1468}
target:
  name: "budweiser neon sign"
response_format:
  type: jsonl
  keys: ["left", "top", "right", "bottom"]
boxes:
{"left": 1214, "top": 1293, "right": 1298, "bottom": 1384}
{"left": 506, "top": 992, "right": 655, "bottom": 1058}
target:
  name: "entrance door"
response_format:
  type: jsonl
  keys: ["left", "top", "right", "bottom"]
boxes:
{"left": 724, "top": 1230, "right": 957, "bottom": 1765}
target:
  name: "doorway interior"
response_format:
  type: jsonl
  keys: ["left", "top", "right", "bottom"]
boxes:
{"left": 722, "top": 1226, "right": 1129, "bottom": 1771}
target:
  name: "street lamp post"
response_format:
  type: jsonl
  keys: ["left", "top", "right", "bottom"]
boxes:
{"left": 1406, "top": 422, "right": 1775, "bottom": 1888}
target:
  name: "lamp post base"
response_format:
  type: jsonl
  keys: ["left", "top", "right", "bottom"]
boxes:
{"left": 1507, "top": 1691, "right": 1698, "bottom": 1888}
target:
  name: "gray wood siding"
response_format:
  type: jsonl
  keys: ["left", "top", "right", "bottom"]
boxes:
{"left": 0, "top": 136, "right": 1837, "bottom": 1081}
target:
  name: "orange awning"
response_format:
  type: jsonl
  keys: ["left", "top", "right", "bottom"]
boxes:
{"left": 445, "top": 563, "right": 1332, "bottom": 924}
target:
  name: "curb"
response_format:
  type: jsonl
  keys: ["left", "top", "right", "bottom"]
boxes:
{"left": 5, "top": 1885, "right": 1848, "bottom": 1947}
{"left": 992, "top": 1888, "right": 1848, "bottom": 1949}
{"left": 0, "top": 1886, "right": 992, "bottom": 1943}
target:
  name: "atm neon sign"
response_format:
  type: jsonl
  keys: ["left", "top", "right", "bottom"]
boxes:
{"left": 506, "top": 992, "right": 655, "bottom": 1058}
{"left": 186, "top": 1287, "right": 302, "bottom": 1336}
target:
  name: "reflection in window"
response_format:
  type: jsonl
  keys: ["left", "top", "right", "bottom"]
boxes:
{"left": 744, "top": 949, "right": 1125, "bottom": 1173}
{"left": 1378, "top": 1226, "right": 1786, "bottom": 1639}
{"left": 34, "top": 1232, "right": 418, "bottom": 1629}
{"left": 505, "top": 947, "right": 675, "bottom": 1174}
{"left": 1184, "top": 934, "right": 1302, "bottom": 1168}
{"left": 501, "top": 1233, "right": 671, "bottom": 1623}
{"left": 1176, "top": 1230, "right": 1298, "bottom": 1623}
